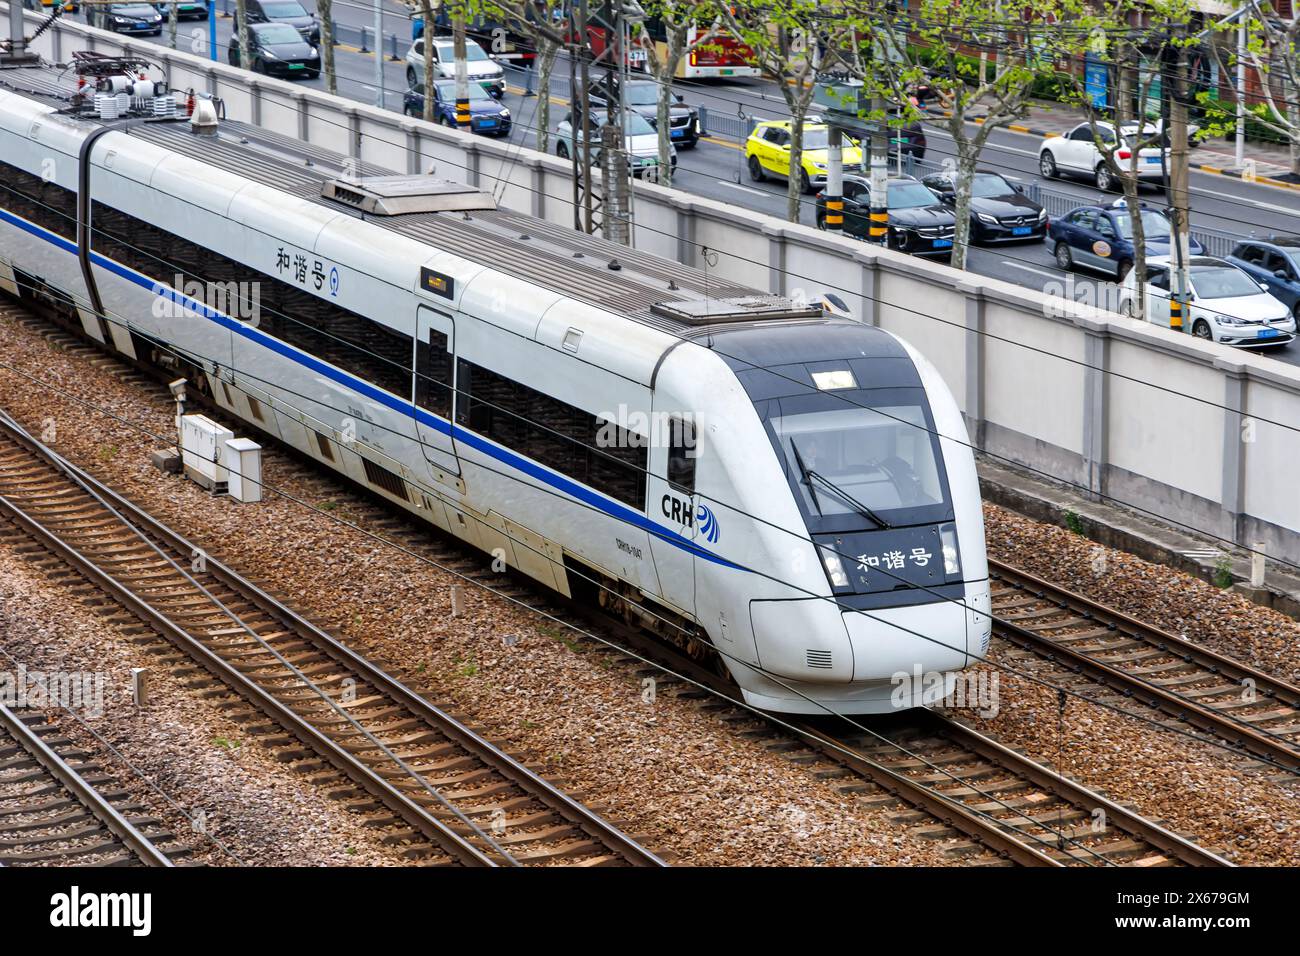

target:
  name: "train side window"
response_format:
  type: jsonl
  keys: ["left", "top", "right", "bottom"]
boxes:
{"left": 415, "top": 328, "right": 453, "bottom": 418}
{"left": 667, "top": 418, "right": 696, "bottom": 495}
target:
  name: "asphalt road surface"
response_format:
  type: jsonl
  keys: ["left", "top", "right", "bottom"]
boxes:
{"left": 117, "top": 3, "right": 1300, "bottom": 366}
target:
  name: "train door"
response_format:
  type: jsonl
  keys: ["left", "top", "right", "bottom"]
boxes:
{"left": 646, "top": 415, "right": 697, "bottom": 617}
{"left": 413, "top": 305, "right": 461, "bottom": 476}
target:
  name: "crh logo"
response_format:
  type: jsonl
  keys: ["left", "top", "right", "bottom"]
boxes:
{"left": 660, "top": 496, "right": 720, "bottom": 544}
{"left": 697, "top": 503, "right": 720, "bottom": 543}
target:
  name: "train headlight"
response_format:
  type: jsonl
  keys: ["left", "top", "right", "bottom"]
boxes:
{"left": 819, "top": 546, "right": 850, "bottom": 590}
{"left": 939, "top": 523, "right": 961, "bottom": 577}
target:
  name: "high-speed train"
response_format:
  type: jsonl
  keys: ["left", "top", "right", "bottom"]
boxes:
{"left": 0, "top": 53, "right": 990, "bottom": 714}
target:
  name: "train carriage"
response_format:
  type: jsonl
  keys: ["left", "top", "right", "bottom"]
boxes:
{"left": 0, "top": 56, "right": 990, "bottom": 714}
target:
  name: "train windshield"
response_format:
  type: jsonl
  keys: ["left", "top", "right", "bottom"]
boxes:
{"left": 765, "top": 387, "right": 952, "bottom": 532}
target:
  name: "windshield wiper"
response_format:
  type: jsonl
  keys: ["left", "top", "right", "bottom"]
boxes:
{"left": 789, "top": 438, "right": 822, "bottom": 514}
{"left": 790, "top": 440, "right": 893, "bottom": 529}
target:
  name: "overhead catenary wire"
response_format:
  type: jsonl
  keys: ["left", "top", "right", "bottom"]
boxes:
{"left": 3, "top": 103, "right": 1295, "bottom": 584}
{"left": 0, "top": 351, "right": 1240, "bottom": 865}
{"left": 2, "top": 283, "right": 1297, "bottom": 783}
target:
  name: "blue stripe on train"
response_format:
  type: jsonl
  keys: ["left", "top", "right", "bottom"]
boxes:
{"left": 0, "top": 205, "right": 740, "bottom": 570}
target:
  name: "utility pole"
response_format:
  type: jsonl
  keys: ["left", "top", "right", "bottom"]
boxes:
{"left": 824, "top": 125, "right": 844, "bottom": 231}
{"left": 1167, "top": 32, "right": 1191, "bottom": 335}
{"left": 869, "top": 88, "right": 888, "bottom": 245}
{"left": 373, "top": 0, "right": 385, "bottom": 108}
{"left": 1235, "top": 18, "right": 1246, "bottom": 169}
{"left": 865, "top": 9, "right": 892, "bottom": 245}
{"left": 453, "top": 2, "right": 470, "bottom": 129}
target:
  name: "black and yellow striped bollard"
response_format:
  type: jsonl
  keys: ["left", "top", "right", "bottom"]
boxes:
{"left": 869, "top": 209, "right": 888, "bottom": 245}
{"left": 456, "top": 97, "right": 471, "bottom": 129}
{"left": 824, "top": 196, "right": 843, "bottom": 230}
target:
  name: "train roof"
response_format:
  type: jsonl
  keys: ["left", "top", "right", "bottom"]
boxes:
{"left": 1, "top": 59, "right": 838, "bottom": 342}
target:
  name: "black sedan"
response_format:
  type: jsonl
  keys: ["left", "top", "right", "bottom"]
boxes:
{"left": 243, "top": 0, "right": 319, "bottom": 45}
{"left": 228, "top": 23, "right": 320, "bottom": 78}
{"left": 587, "top": 76, "right": 700, "bottom": 148}
{"left": 920, "top": 170, "right": 1047, "bottom": 243}
{"left": 87, "top": 3, "right": 163, "bottom": 35}
{"left": 816, "top": 174, "right": 956, "bottom": 256}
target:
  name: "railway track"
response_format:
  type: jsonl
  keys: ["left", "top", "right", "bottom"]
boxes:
{"left": 0, "top": 304, "right": 1238, "bottom": 867}
{"left": 0, "top": 701, "right": 179, "bottom": 867}
{"left": 0, "top": 413, "right": 663, "bottom": 868}
{"left": 989, "top": 559, "right": 1300, "bottom": 776}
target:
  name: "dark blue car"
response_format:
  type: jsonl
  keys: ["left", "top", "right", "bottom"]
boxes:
{"left": 403, "top": 80, "right": 512, "bottom": 136}
{"left": 1049, "top": 201, "right": 1204, "bottom": 279}
{"left": 1226, "top": 237, "right": 1300, "bottom": 322}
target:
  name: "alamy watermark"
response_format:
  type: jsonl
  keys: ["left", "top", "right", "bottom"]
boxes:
{"left": 891, "top": 665, "right": 1000, "bottom": 717}
{"left": 0, "top": 665, "right": 106, "bottom": 717}
{"left": 151, "top": 274, "right": 261, "bottom": 325}
{"left": 595, "top": 404, "right": 701, "bottom": 454}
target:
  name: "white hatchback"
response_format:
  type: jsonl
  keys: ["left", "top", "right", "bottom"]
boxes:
{"left": 1121, "top": 256, "right": 1296, "bottom": 349}
{"left": 405, "top": 36, "right": 505, "bottom": 98}
{"left": 1039, "top": 122, "right": 1169, "bottom": 192}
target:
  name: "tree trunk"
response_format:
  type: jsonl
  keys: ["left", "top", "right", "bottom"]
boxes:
{"left": 786, "top": 106, "right": 806, "bottom": 223}
{"left": 656, "top": 53, "right": 684, "bottom": 186}
{"left": 318, "top": 0, "right": 336, "bottom": 95}
{"left": 536, "top": 39, "right": 558, "bottom": 152}
{"left": 235, "top": 0, "right": 250, "bottom": 71}
{"left": 167, "top": 2, "right": 178, "bottom": 49}
{"left": 948, "top": 130, "right": 984, "bottom": 271}
{"left": 420, "top": 0, "right": 436, "bottom": 123}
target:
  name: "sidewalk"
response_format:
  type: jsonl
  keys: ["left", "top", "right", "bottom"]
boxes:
{"left": 941, "top": 97, "right": 1300, "bottom": 191}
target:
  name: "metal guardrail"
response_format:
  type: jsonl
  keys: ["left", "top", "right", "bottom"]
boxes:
{"left": 697, "top": 106, "right": 756, "bottom": 142}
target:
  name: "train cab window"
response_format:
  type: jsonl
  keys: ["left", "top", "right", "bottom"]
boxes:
{"left": 667, "top": 418, "right": 696, "bottom": 494}
{"left": 415, "top": 328, "right": 453, "bottom": 418}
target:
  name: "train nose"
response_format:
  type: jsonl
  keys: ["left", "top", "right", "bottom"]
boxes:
{"left": 842, "top": 601, "right": 968, "bottom": 682}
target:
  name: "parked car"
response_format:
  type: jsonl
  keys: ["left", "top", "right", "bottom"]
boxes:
{"left": 746, "top": 120, "right": 864, "bottom": 194}
{"left": 86, "top": 3, "right": 162, "bottom": 35}
{"left": 228, "top": 22, "right": 320, "bottom": 78}
{"left": 815, "top": 174, "right": 956, "bottom": 256}
{"left": 586, "top": 76, "right": 700, "bottom": 149}
{"left": 1120, "top": 256, "right": 1295, "bottom": 348}
{"left": 920, "top": 169, "right": 1046, "bottom": 243}
{"left": 555, "top": 110, "right": 676, "bottom": 178}
{"left": 404, "top": 36, "right": 505, "bottom": 99}
{"left": 25, "top": 0, "right": 78, "bottom": 13}
{"left": 1038, "top": 121, "right": 1168, "bottom": 191}
{"left": 154, "top": 1, "right": 207, "bottom": 19}
{"left": 403, "top": 80, "right": 511, "bottom": 136}
{"left": 242, "top": 0, "right": 318, "bottom": 45}
{"left": 1226, "top": 237, "right": 1300, "bottom": 322}
{"left": 1049, "top": 203, "right": 1204, "bottom": 279}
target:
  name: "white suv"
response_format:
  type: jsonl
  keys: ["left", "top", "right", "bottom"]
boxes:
{"left": 1039, "top": 122, "right": 1169, "bottom": 191}
{"left": 1120, "top": 256, "right": 1296, "bottom": 349}
{"left": 405, "top": 36, "right": 505, "bottom": 98}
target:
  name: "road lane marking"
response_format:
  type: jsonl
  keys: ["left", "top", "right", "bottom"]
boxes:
{"left": 700, "top": 136, "right": 743, "bottom": 151}
{"left": 716, "top": 181, "right": 769, "bottom": 197}
{"left": 1001, "top": 260, "right": 1059, "bottom": 279}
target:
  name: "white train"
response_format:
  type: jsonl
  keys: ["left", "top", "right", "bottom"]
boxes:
{"left": 0, "top": 55, "right": 990, "bottom": 714}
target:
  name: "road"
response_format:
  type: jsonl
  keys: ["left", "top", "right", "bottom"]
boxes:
{"left": 114, "top": 3, "right": 1300, "bottom": 366}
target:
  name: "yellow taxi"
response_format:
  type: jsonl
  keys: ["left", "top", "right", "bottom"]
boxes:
{"left": 745, "top": 119, "right": 863, "bottom": 193}
{"left": 26, "top": 0, "right": 80, "bottom": 12}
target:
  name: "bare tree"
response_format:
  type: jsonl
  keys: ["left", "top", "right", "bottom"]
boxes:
{"left": 479, "top": 0, "right": 571, "bottom": 151}
{"left": 720, "top": 2, "right": 853, "bottom": 223}
{"left": 854, "top": 0, "right": 1078, "bottom": 270}
{"left": 235, "top": 0, "right": 251, "bottom": 72}
{"left": 632, "top": 0, "right": 718, "bottom": 187}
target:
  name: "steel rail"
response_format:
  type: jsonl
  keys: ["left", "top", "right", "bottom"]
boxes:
{"left": 0, "top": 700, "right": 174, "bottom": 867}
{"left": 990, "top": 558, "right": 1300, "bottom": 775}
